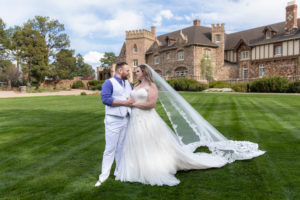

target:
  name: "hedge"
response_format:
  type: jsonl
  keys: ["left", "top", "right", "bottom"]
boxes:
{"left": 71, "top": 80, "right": 84, "bottom": 89}
{"left": 167, "top": 78, "right": 207, "bottom": 91}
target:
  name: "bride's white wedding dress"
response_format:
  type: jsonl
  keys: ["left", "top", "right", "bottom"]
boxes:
{"left": 115, "top": 87, "right": 229, "bottom": 186}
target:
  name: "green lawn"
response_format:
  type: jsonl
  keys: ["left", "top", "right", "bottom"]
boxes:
{"left": 0, "top": 93, "right": 300, "bottom": 200}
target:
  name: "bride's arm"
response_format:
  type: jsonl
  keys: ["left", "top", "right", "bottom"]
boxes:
{"left": 132, "top": 83, "right": 158, "bottom": 110}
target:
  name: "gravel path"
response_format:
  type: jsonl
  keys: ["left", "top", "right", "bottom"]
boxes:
{"left": 0, "top": 90, "right": 98, "bottom": 98}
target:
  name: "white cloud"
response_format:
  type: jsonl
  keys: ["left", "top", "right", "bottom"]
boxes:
{"left": 154, "top": 10, "right": 174, "bottom": 26}
{"left": 0, "top": 0, "right": 145, "bottom": 54}
{"left": 83, "top": 51, "right": 104, "bottom": 67}
{"left": 174, "top": 16, "right": 184, "bottom": 21}
{"left": 104, "top": 10, "right": 144, "bottom": 37}
{"left": 83, "top": 51, "right": 104, "bottom": 73}
{"left": 161, "top": 10, "right": 174, "bottom": 19}
{"left": 156, "top": 23, "right": 191, "bottom": 34}
{"left": 185, "top": 0, "right": 288, "bottom": 32}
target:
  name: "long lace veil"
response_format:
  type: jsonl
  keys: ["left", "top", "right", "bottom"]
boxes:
{"left": 144, "top": 64, "right": 265, "bottom": 163}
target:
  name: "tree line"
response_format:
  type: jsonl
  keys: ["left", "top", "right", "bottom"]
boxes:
{"left": 0, "top": 16, "right": 95, "bottom": 88}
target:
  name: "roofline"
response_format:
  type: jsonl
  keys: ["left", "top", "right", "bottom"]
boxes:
{"left": 225, "top": 35, "right": 300, "bottom": 50}
{"left": 226, "top": 19, "right": 300, "bottom": 36}
{"left": 146, "top": 43, "right": 218, "bottom": 55}
{"left": 156, "top": 25, "right": 212, "bottom": 38}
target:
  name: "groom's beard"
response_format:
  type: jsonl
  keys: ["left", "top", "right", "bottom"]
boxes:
{"left": 121, "top": 74, "right": 129, "bottom": 80}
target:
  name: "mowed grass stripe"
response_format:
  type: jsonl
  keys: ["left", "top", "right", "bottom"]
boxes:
{"left": 233, "top": 97, "right": 290, "bottom": 199}
{"left": 245, "top": 96, "right": 300, "bottom": 199}
{"left": 0, "top": 96, "right": 103, "bottom": 151}
{"left": 0, "top": 94, "right": 299, "bottom": 200}
{"left": 247, "top": 97, "right": 300, "bottom": 140}
{"left": 0, "top": 112, "right": 104, "bottom": 165}
{"left": 0, "top": 120, "right": 103, "bottom": 167}
{"left": 0, "top": 131, "right": 104, "bottom": 195}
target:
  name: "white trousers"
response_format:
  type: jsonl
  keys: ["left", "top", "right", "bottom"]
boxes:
{"left": 99, "top": 114, "right": 129, "bottom": 182}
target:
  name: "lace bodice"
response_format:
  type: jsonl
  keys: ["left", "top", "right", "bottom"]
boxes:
{"left": 130, "top": 87, "right": 149, "bottom": 103}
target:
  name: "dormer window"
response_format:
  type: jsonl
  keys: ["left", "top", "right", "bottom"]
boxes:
{"left": 166, "top": 37, "right": 175, "bottom": 46}
{"left": 266, "top": 31, "right": 271, "bottom": 39}
{"left": 263, "top": 26, "right": 276, "bottom": 40}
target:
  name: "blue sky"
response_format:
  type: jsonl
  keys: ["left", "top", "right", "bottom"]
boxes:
{"left": 0, "top": 0, "right": 292, "bottom": 71}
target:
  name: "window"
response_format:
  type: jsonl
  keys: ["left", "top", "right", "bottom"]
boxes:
{"left": 215, "top": 34, "right": 221, "bottom": 42}
{"left": 259, "top": 64, "right": 265, "bottom": 77}
{"left": 178, "top": 51, "right": 184, "bottom": 60}
{"left": 275, "top": 45, "right": 282, "bottom": 56}
{"left": 133, "top": 59, "right": 138, "bottom": 67}
{"left": 154, "top": 56, "right": 160, "bottom": 64}
{"left": 175, "top": 71, "right": 188, "bottom": 77}
{"left": 266, "top": 31, "right": 271, "bottom": 39}
{"left": 133, "top": 44, "right": 138, "bottom": 54}
{"left": 167, "top": 40, "right": 171, "bottom": 46}
{"left": 203, "top": 50, "right": 211, "bottom": 59}
{"left": 166, "top": 53, "right": 170, "bottom": 60}
{"left": 242, "top": 67, "right": 248, "bottom": 80}
{"left": 240, "top": 51, "right": 250, "bottom": 60}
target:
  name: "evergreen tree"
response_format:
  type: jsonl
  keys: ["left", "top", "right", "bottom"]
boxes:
{"left": 51, "top": 49, "right": 76, "bottom": 80}
{"left": 12, "top": 24, "right": 49, "bottom": 88}
{"left": 25, "top": 16, "right": 70, "bottom": 61}
{"left": 100, "top": 52, "right": 115, "bottom": 67}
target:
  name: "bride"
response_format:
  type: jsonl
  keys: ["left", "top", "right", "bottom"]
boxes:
{"left": 115, "top": 64, "right": 265, "bottom": 186}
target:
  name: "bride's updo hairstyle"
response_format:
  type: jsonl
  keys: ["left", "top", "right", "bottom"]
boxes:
{"left": 137, "top": 64, "right": 154, "bottom": 85}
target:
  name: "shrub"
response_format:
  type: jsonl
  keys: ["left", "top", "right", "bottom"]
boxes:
{"left": 80, "top": 92, "right": 87, "bottom": 96}
{"left": 189, "top": 82, "right": 208, "bottom": 91}
{"left": 230, "top": 82, "right": 249, "bottom": 92}
{"left": 88, "top": 80, "right": 104, "bottom": 90}
{"left": 209, "top": 81, "right": 231, "bottom": 88}
{"left": 250, "top": 76, "right": 289, "bottom": 93}
{"left": 91, "top": 84, "right": 102, "bottom": 90}
{"left": 167, "top": 78, "right": 207, "bottom": 91}
{"left": 288, "top": 80, "right": 300, "bottom": 93}
{"left": 72, "top": 80, "right": 84, "bottom": 89}
{"left": 88, "top": 80, "right": 104, "bottom": 86}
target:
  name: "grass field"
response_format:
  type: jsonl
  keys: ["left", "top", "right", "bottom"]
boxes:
{"left": 0, "top": 93, "right": 300, "bottom": 200}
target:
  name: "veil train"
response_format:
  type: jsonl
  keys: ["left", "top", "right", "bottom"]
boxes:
{"left": 144, "top": 64, "right": 265, "bottom": 163}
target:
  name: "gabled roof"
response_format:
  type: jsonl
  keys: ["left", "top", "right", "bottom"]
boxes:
{"left": 225, "top": 19, "right": 300, "bottom": 50}
{"left": 146, "top": 25, "right": 218, "bottom": 54}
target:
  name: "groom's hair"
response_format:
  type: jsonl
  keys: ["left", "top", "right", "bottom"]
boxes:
{"left": 115, "top": 62, "right": 128, "bottom": 73}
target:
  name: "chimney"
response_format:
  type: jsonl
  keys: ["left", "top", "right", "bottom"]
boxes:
{"left": 193, "top": 19, "right": 201, "bottom": 26}
{"left": 285, "top": 0, "right": 298, "bottom": 34}
{"left": 151, "top": 26, "right": 156, "bottom": 35}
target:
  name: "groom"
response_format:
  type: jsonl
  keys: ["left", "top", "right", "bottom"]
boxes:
{"left": 95, "top": 62, "right": 134, "bottom": 187}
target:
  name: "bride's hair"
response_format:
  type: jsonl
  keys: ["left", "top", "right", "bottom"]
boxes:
{"left": 136, "top": 64, "right": 154, "bottom": 86}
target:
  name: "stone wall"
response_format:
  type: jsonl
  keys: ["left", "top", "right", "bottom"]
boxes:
{"left": 40, "top": 79, "right": 90, "bottom": 90}
{"left": 146, "top": 46, "right": 196, "bottom": 79}
{"left": 250, "top": 59, "right": 298, "bottom": 78}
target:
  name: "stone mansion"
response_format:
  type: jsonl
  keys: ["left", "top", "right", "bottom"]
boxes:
{"left": 97, "top": 0, "right": 300, "bottom": 83}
